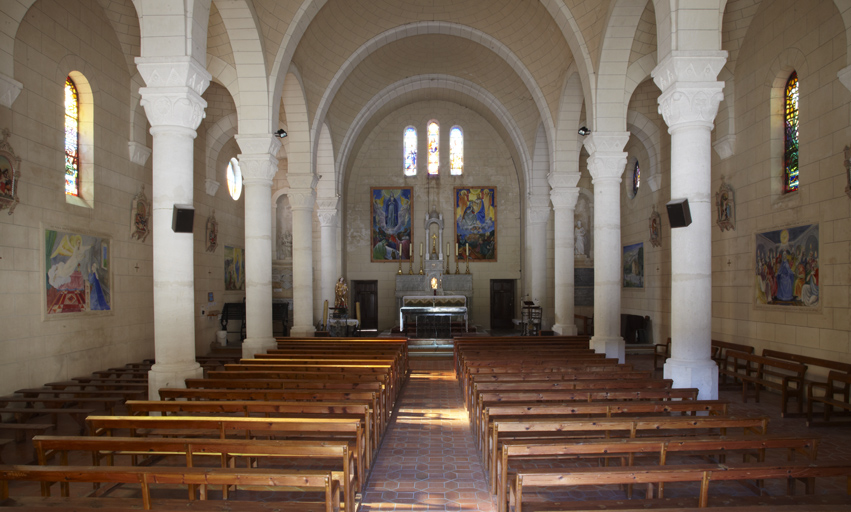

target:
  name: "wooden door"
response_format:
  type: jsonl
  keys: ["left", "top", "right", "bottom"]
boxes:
{"left": 352, "top": 280, "right": 378, "bottom": 330}
{"left": 490, "top": 279, "right": 515, "bottom": 329}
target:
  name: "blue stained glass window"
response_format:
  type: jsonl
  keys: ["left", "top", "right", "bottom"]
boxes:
{"left": 784, "top": 71, "right": 799, "bottom": 193}
{"left": 404, "top": 127, "right": 417, "bottom": 176}
{"left": 632, "top": 160, "right": 640, "bottom": 197}
{"left": 64, "top": 77, "right": 79, "bottom": 196}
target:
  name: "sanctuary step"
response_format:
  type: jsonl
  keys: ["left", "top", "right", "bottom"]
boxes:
{"left": 407, "top": 338, "right": 454, "bottom": 358}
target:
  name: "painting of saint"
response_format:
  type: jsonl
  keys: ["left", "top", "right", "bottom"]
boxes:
{"left": 45, "top": 229, "right": 111, "bottom": 314}
{"left": 371, "top": 187, "right": 412, "bottom": 262}
{"left": 455, "top": 187, "right": 497, "bottom": 261}
{"left": 623, "top": 242, "right": 644, "bottom": 288}
{"left": 754, "top": 224, "right": 818, "bottom": 308}
{"left": 225, "top": 245, "right": 245, "bottom": 290}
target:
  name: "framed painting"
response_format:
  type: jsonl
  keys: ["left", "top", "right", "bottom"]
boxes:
{"left": 43, "top": 227, "right": 112, "bottom": 317}
{"left": 623, "top": 242, "right": 644, "bottom": 288}
{"left": 225, "top": 245, "right": 245, "bottom": 291}
{"left": 755, "top": 224, "right": 819, "bottom": 308}
{"left": 370, "top": 187, "right": 412, "bottom": 262}
{"left": 455, "top": 186, "right": 497, "bottom": 261}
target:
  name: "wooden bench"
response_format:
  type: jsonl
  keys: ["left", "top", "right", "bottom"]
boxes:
{"left": 807, "top": 370, "right": 851, "bottom": 427}
{"left": 653, "top": 337, "right": 670, "bottom": 370}
{"left": 0, "top": 407, "right": 94, "bottom": 434}
{"left": 14, "top": 387, "right": 146, "bottom": 401}
{"left": 0, "top": 423, "right": 54, "bottom": 442}
{"left": 0, "top": 395, "right": 123, "bottom": 415}
{"left": 712, "top": 340, "right": 755, "bottom": 383}
{"left": 486, "top": 414, "right": 769, "bottom": 489}
{"left": 720, "top": 350, "right": 807, "bottom": 416}
{"left": 510, "top": 461, "right": 851, "bottom": 512}
{"left": 496, "top": 434, "right": 820, "bottom": 512}
{"left": 0, "top": 464, "right": 340, "bottom": 512}
{"left": 32, "top": 435, "right": 357, "bottom": 510}
{"left": 764, "top": 349, "right": 851, "bottom": 415}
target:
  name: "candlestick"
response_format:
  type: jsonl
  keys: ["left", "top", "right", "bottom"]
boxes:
{"left": 465, "top": 243, "right": 470, "bottom": 274}
{"left": 418, "top": 255, "right": 424, "bottom": 275}
{"left": 408, "top": 244, "right": 414, "bottom": 274}
{"left": 445, "top": 241, "right": 451, "bottom": 273}
{"left": 322, "top": 300, "right": 329, "bottom": 330}
{"left": 454, "top": 254, "right": 460, "bottom": 274}
{"left": 397, "top": 249, "right": 403, "bottom": 274}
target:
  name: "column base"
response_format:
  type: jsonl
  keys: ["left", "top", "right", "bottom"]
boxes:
{"left": 590, "top": 335, "right": 625, "bottom": 364}
{"left": 552, "top": 323, "right": 577, "bottom": 336}
{"left": 663, "top": 358, "right": 719, "bottom": 400}
{"left": 289, "top": 324, "right": 316, "bottom": 337}
{"left": 147, "top": 362, "right": 204, "bottom": 400}
{"left": 242, "top": 336, "right": 277, "bottom": 359}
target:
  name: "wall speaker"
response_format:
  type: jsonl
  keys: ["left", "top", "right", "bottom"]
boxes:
{"left": 666, "top": 199, "right": 692, "bottom": 228}
{"left": 172, "top": 204, "right": 195, "bottom": 233}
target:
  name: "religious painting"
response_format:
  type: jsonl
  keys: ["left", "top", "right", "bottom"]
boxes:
{"left": 370, "top": 187, "right": 412, "bottom": 262}
{"left": 206, "top": 210, "right": 218, "bottom": 253}
{"left": 455, "top": 186, "right": 497, "bottom": 261}
{"left": 755, "top": 224, "right": 819, "bottom": 308}
{"left": 129, "top": 185, "right": 150, "bottom": 242}
{"left": 0, "top": 128, "right": 21, "bottom": 215}
{"left": 623, "top": 242, "right": 644, "bottom": 288}
{"left": 649, "top": 206, "right": 662, "bottom": 248}
{"left": 44, "top": 227, "right": 111, "bottom": 316}
{"left": 715, "top": 179, "right": 735, "bottom": 231}
{"left": 224, "top": 245, "right": 245, "bottom": 291}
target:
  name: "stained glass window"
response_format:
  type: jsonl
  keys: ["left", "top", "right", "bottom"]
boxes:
{"left": 64, "top": 77, "right": 80, "bottom": 197}
{"left": 784, "top": 71, "right": 799, "bottom": 193}
{"left": 404, "top": 127, "right": 417, "bottom": 176}
{"left": 632, "top": 160, "right": 640, "bottom": 197}
{"left": 226, "top": 158, "right": 242, "bottom": 200}
{"left": 450, "top": 126, "right": 463, "bottom": 175}
{"left": 427, "top": 121, "right": 439, "bottom": 175}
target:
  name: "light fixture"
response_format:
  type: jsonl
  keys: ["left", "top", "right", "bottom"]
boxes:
{"left": 274, "top": 129, "right": 287, "bottom": 138}
{"left": 578, "top": 126, "right": 590, "bottom": 136}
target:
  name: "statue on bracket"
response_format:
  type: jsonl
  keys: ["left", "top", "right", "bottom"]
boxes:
{"left": 206, "top": 210, "right": 218, "bottom": 253}
{"left": 130, "top": 185, "right": 150, "bottom": 242}
{"left": 844, "top": 145, "right": 851, "bottom": 199}
{"left": 574, "top": 220, "right": 586, "bottom": 256}
{"left": 715, "top": 178, "right": 735, "bottom": 232}
{"left": 0, "top": 128, "right": 22, "bottom": 215}
{"left": 649, "top": 205, "right": 662, "bottom": 247}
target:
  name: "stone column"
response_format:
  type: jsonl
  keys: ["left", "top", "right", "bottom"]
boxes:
{"left": 549, "top": 174, "right": 580, "bottom": 335}
{"left": 288, "top": 174, "right": 318, "bottom": 336}
{"left": 317, "top": 197, "right": 340, "bottom": 314}
{"left": 584, "top": 132, "right": 630, "bottom": 363}
{"left": 136, "top": 57, "right": 210, "bottom": 399}
{"left": 525, "top": 203, "right": 550, "bottom": 314}
{"left": 236, "top": 135, "right": 281, "bottom": 358}
{"left": 652, "top": 51, "right": 726, "bottom": 400}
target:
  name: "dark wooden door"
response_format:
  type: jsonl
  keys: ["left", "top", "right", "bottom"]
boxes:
{"left": 490, "top": 279, "right": 515, "bottom": 330}
{"left": 353, "top": 280, "right": 378, "bottom": 330}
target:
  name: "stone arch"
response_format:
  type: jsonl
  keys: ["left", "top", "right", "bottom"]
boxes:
{"left": 205, "top": 113, "right": 239, "bottom": 196}
{"left": 207, "top": 55, "right": 240, "bottom": 106}
{"left": 128, "top": 71, "right": 151, "bottom": 167}
{"left": 336, "top": 75, "right": 532, "bottom": 197}
{"left": 0, "top": 0, "right": 38, "bottom": 79}
{"left": 554, "top": 68, "right": 585, "bottom": 176}
{"left": 832, "top": 0, "right": 851, "bottom": 66}
{"left": 282, "top": 67, "right": 313, "bottom": 177}
{"left": 626, "top": 110, "right": 662, "bottom": 193}
{"left": 624, "top": 53, "right": 657, "bottom": 108}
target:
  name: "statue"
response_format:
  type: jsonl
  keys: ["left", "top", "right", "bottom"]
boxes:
{"left": 334, "top": 276, "right": 348, "bottom": 309}
{"left": 574, "top": 220, "right": 586, "bottom": 256}
{"left": 277, "top": 230, "right": 293, "bottom": 260}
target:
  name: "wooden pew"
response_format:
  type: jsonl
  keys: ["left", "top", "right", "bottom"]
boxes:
{"left": 719, "top": 350, "right": 807, "bottom": 416}
{"left": 85, "top": 415, "right": 367, "bottom": 484}
{"left": 653, "top": 337, "right": 671, "bottom": 370}
{"left": 0, "top": 395, "right": 123, "bottom": 415}
{"left": 32, "top": 435, "right": 357, "bottom": 510}
{"left": 14, "top": 387, "right": 146, "bottom": 401}
{"left": 495, "top": 434, "right": 820, "bottom": 512}
{"left": 486, "top": 414, "right": 769, "bottom": 489}
{"left": 764, "top": 349, "right": 851, "bottom": 415}
{"left": 510, "top": 462, "right": 851, "bottom": 512}
{"left": 0, "top": 406, "right": 94, "bottom": 434}
{"left": 807, "top": 371, "right": 851, "bottom": 427}
{"left": 0, "top": 465, "right": 340, "bottom": 512}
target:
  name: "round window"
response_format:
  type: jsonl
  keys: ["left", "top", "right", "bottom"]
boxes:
{"left": 226, "top": 158, "right": 242, "bottom": 200}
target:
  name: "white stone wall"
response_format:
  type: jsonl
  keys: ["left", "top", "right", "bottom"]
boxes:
{"left": 345, "top": 100, "right": 523, "bottom": 331}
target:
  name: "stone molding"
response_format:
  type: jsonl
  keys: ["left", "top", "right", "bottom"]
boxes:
{"left": 316, "top": 208, "right": 338, "bottom": 226}
{"left": 527, "top": 204, "right": 551, "bottom": 224}
{"left": 288, "top": 188, "right": 316, "bottom": 210}
{"left": 136, "top": 57, "right": 211, "bottom": 96}
{"left": 547, "top": 172, "right": 580, "bottom": 189}
{"left": 584, "top": 132, "right": 629, "bottom": 183}
{"left": 838, "top": 65, "right": 851, "bottom": 93}
{"left": 713, "top": 134, "right": 736, "bottom": 160}
{"left": 236, "top": 134, "right": 281, "bottom": 157}
{"left": 583, "top": 132, "right": 630, "bottom": 155}
{"left": 128, "top": 141, "right": 152, "bottom": 166}
{"left": 205, "top": 178, "right": 220, "bottom": 197}
{"left": 0, "top": 73, "right": 23, "bottom": 108}
{"left": 651, "top": 51, "right": 727, "bottom": 92}
{"left": 137, "top": 58, "right": 211, "bottom": 130}
{"left": 288, "top": 173, "right": 319, "bottom": 191}
{"left": 645, "top": 173, "right": 662, "bottom": 192}
{"left": 550, "top": 187, "right": 580, "bottom": 210}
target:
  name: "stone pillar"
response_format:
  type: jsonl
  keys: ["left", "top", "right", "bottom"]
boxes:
{"left": 652, "top": 51, "right": 726, "bottom": 400}
{"left": 136, "top": 57, "right": 210, "bottom": 399}
{"left": 288, "top": 174, "right": 318, "bottom": 336}
{"left": 584, "top": 132, "right": 630, "bottom": 363}
{"left": 526, "top": 203, "right": 550, "bottom": 315}
{"left": 549, "top": 174, "right": 580, "bottom": 335}
{"left": 236, "top": 135, "right": 281, "bottom": 358}
{"left": 317, "top": 197, "right": 340, "bottom": 314}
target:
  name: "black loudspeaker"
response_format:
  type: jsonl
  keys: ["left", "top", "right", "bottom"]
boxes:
{"left": 666, "top": 199, "right": 692, "bottom": 228}
{"left": 172, "top": 204, "right": 195, "bottom": 233}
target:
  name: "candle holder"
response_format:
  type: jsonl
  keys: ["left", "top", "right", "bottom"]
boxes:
{"left": 454, "top": 256, "right": 460, "bottom": 274}
{"left": 465, "top": 254, "right": 470, "bottom": 274}
{"left": 445, "top": 255, "right": 450, "bottom": 274}
{"left": 408, "top": 255, "right": 414, "bottom": 275}
{"left": 397, "top": 255, "right": 403, "bottom": 275}
{"left": 418, "top": 257, "right": 424, "bottom": 275}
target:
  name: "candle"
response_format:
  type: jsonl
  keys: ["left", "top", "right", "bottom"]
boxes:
{"left": 455, "top": 243, "right": 458, "bottom": 256}
{"left": 466, "top": 243, "right": 470, "bottom": 259}
{"left": 322, "top": 300, "right": 329, "bottom": 327}
{"left": 446, "top": 241, "right": 449, "bottom": 256}
{"left": 420, "top": 242, "right": 423, "bottom": 256}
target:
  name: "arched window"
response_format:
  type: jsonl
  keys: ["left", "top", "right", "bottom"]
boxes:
{"left": 784, "top": 71, "right": 799, "bottom": 193}
{"left": 403, "top": 127, "right": 417, "bottom": 176}
{"left": 226, "top": 158, "right": 242, "bottom": 200}
{"left": 632, "top": 160, "right": 640, "bottom": 197}
{"left": 64, "top": 76, "right": 80, "bottom": 197}
{"left": 427, "top": 121, "right": 439, "bottom": 175}
{"left": 450, "top": 126, "right": 463, "bottom": 175}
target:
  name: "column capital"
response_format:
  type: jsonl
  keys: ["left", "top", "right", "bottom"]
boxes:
{"left": 584, "top": 132, "right": 629, "bottom": 183}
{"left": 316, "top": 196, "right": 340, "bottom": 212}
{"left": 136, "top": 57, "right": 211, "bottom": 131}
{"left": 288, "top": 187, "right": 316, "bottom": 210}
{"left": 652, "top": 51, "right": 726, "bottom": 131}
{"left": 550, "top": 187, "right": 580, "bottom": 210}
{"left": 317, "top": 208, "right": 338, "bottom": 227}
{"left": 237, "top": 135, "right": 281, "bottom": 185}
{"left": 651, "top": 51, "right": 727, "bottom": 92}
{"left": 0, "top": 73, "right": 23, "bottom": 108}
{"left": 205, "top": 178, "right": 220, "bottom": 196}
{"left": 288, "top": 173, "right": 319, "bottom": 191}
{"left": 547, "top": 172, "right": 580, "bottom": 189}
{"left": 136, "top": 57, "right": 211, "bottom": 96}
{"left": 128, "top": 141, "right": 152, "bottom": 166}
{"left": 527, "top": 204, "right": 551, "bottom": 224}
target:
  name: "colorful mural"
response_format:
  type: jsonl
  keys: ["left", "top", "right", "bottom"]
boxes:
{"left": 755, "top": 224, "right": 819, "bottom": 307}
{"left": 225, "top": 245, "right": 245, "bottom": 291}
{"left": 623, "top": 242, "right": 644, "bottom": 288}
{"left": 45, "top": 228, "right": 111, "bottom": 314}
{"left": 455, "top": 187, "right": 497, "bottom": 261}
{"left": 371, "top": 187, "right": 412, "bottom": 262}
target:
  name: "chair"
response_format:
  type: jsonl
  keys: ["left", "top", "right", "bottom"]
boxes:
{"left": 654, "top": 337, "right": 671, "bottom": 370}
{"left": 527, "top": 306, "right": 542, "bottom": 336}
